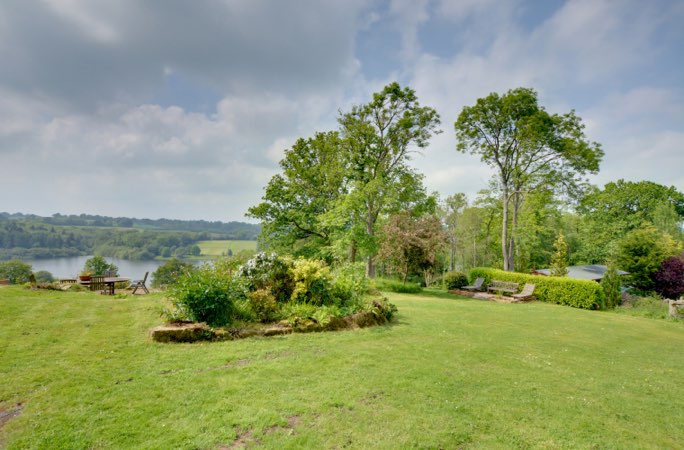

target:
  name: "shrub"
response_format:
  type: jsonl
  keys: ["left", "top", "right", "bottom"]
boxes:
{"left": 238, "top": 252, "right": 294, "bottom": 302}
{"left": 152, "top": 258, "right": 195, "bottom": 288}
{"left": 601, "top": 266, "right": 622, "bottom": 309}
{"left": 169, "top": 265, "right": 239, "bottom": 326}
{"left": 0, "top": 260, "right": 33, "bottom": 284}
{"left": 443, "top": 271, "right": 468, "bottom": 290}
{"left": 83, "top": 256, "right": 118, "bottom": 276}
{"left": 34, "top": 270, "right": 55, "bottom": 283}
{"left": 468, "top": 267, "right": 605, "bottom": 310}
{"left": 331, "top": 262, "right": 368, "bottom": 306}
{"left": 248, "top": 288, "right": 280, "bottom": 322}
{"left": 373, "top": 278, "right": 422, "bottom": 294}
{"left": 654, "top": 254, "right": 684, "bottom": 300}
{"left": 289, "top": 258, "right": 333, "bottom": 305}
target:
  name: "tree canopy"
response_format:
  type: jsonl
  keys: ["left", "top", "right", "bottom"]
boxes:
{"left": 454, "top": 87, "right": 603, "bottom": 271}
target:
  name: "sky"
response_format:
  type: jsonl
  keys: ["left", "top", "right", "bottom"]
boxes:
{"left": 1, "top": 0, "right": 683, "bottom": 222}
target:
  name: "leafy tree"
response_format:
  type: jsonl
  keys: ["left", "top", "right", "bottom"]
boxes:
{"left": 455, "top": 87, "right": 603, "bottom": 271}
{"left": 654, "top": 254, "right": 684, "bottom": 299}
{"left": 152, "top": 258, "right": 195, "bottom": 288}
{"left": 248, "top": 131, "right": 348, "bottom": 260}
{"left": 83, "top": 256, "right": 118, "bottom": 276}
{"left": 577, "top": 180, "right": 684, "bottom": 262}
{"left": 615, "top": 225, "right": 681, "bottom": 293}
{"left": 0, "top": 260, "right": 33, "bottom": 284}
{"left": 439, "top": 193, "right": 467, "bottom": 271}
{"left": 550, "top": 233, "right": 569, "bottom": 276}
{"left": 378, "top": 212, "right": 446, "bottom": 285}
{"left": 600, "top": 265, "right": 622, "bottom": 308}
{"left": 339, "top": 82, "right": 441, "bottom": 276}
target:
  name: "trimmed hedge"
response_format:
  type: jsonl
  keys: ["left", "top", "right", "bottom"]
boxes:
{"left": 468, "top": 267, "right": 606, "bottom": 310}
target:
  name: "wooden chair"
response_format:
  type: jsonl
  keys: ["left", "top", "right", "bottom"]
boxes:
{"left": 90, "top": 276, "right": 109, "bottom": 294}
{"left": 131, "top": 272, "right": 149, "bottom": 294}
{"left": 512, "top": 283, "right": 536, "bottom": 301}
{"left": 463, "top": 277, "right": 485, "bottom": 291}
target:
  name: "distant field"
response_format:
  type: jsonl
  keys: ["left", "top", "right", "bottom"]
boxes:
{"left": 197, "top": 240, "right": 257, "bottom": 257}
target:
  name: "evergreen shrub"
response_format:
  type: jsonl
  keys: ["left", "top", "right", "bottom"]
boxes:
{"left": 443, "top": 271, "right": 468, "bottom": 289}
{"left": 468, "top": 267, "right": 605, "bottom": 309}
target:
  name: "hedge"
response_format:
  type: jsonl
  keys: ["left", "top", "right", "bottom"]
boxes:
{"left": 468, "top": 267, "right": 606, "bottom": 310}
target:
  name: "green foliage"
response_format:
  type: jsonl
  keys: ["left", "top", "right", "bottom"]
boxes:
{"left": 151, "top": 258, "right": 195, "bottom": 288}
{"left": 576, "top": 180, "right": 684, "bottom": 263}
{"left": 443, "top": 271, "right": 469, "bottom": 289}
{"left": 0, "top": 260, "right": 33, "bottom": 284}
{"left": 374, "top": 277, "right": 423, "bottom": 294}
{"left": 331, "top": 262, "right": 368, "bottom": 305}
{"left": 615, "top": 295, "right": 671, "bottom": 320}
{"left": 238, "top": 252, "right": 294, "bottom": 302}
{"left": 469, "top": 267, "right": 605, "bottom": 309}
{"left": 248, "top": 289, "right": 280, "bottom": 323}
{"left": 34, "top": 270, "right": 55, "bottom": 283}
{"left": 601, "top": 266, "right": 622, "bottom": 309}
{"left": 83, "top": 256, "right": 118, "bottom": 276}
{"left": 550, "top": 233, "right": 569, "bottom": 276}
{"left": 615, "top": 225, "right": 681, "bottom": 293}
{"left": 367, "top": 297, "right": 398, "bottom": 321}
{"left": 455, "top": 87, "right": 603, "bottom": 271}
{"left": 168, "top": 265, "right": 240, "bottom": 327}
{"left": 289, "top": 258, "right": 333, "bottom": 305}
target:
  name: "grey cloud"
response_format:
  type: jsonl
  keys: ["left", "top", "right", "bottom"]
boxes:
{"left": 0, "top": 1, "right": 364, "bottom": 112}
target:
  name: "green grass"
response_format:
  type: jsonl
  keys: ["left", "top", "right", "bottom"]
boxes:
{"left": 196, "top": 240, "right": 257, "bottom": 257}
{"left": 1, "top": 286, "right": 684, "bottom": 448}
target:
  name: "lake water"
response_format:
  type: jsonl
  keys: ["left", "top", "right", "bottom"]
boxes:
{"left": 25, "top": 256, "right": 191, "bottom": 279}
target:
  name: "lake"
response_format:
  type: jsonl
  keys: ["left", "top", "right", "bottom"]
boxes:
{"left": 25, "top": 256, "right": 204, "bottom": 279}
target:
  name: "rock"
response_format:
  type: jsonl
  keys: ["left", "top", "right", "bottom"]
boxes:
{"left": 150, "top": 322, "right": 213, "bottom": 343}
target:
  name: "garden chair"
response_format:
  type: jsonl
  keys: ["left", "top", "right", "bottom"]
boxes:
{"left": 463, "top": 277, "right": 485, "bottom": 291}
{"left": 512, "top": 283, "right": 536, "bottom": 301}
{"left": 131, "top": 272, "right": 149, "bottom": 294}
{"left": 90, "top": 276, "right": 111, "bottom": 295}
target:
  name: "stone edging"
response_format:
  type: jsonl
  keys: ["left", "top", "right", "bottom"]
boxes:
{"left": 150, "top": 310, "right": 389, "bottom": 343}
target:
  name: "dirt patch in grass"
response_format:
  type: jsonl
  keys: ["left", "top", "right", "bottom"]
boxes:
{"left": 0, "top": 403, "right": 23, "bottom": 429}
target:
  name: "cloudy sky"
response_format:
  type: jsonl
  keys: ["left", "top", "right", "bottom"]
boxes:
{"left": 1, "top": 0, "right": 683, "bottom": 222}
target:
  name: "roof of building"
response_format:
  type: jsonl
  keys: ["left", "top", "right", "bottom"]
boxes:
{"left": 532, "top": 265, "right": 628, "bottom": 281}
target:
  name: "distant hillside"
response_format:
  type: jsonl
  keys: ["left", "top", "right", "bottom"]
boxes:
{"left": 0, "top": 212, "right": 260, "bottom": 239}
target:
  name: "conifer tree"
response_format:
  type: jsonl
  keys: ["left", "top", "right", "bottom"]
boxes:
{"left": 550, "top": 233, "right": 569, "bottom": 277}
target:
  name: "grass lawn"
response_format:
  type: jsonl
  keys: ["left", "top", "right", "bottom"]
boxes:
{"left": 1, "top": 286, "right": 683, "bottom": 449}
{"left": 197, "top": 240, "right": 257, "bottom": 257}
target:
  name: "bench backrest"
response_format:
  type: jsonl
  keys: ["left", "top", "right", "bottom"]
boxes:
{"left": 519, "top": 283, "right": 535, "bottom": 295}
{"left": 90, "top": 276, "right": 105, "bottom": 291}
{"left": 489, "top": 281, "right": 518, "bottom": 290}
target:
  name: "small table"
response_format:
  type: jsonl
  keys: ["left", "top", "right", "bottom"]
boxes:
{"left": 79, "top": 277, "right": 130, "bottom": 295}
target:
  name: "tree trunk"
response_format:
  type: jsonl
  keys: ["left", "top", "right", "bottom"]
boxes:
{"left": 350, "top": 240, "right": 357, "bottom": 263}
{"left": 367, "top": 255, "right": 376, "bottom": 278}
{"left": 502, "top": 187, "right": 511, "bottom": 271}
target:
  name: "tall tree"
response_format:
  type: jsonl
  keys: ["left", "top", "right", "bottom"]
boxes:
{"left": 454, "top": 87, "right": 602, "bottom": 271}
{"left": 439, "top": 193, "right": 468, "bottom": 271}
{"left": 339, "top": 82, "right": 441, "bottom": 276}
{"left": 247, "top": 132, "right": 348, "bottom": 261}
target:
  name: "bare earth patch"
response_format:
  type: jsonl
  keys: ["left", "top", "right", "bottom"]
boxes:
{"left": 0, "top": 403, "right": 23, "bottom": 429}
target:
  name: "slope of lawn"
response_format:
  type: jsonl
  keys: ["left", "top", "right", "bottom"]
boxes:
{"left": 197, "top": 240, "right": 257, "bottom": 257}
{"left": 1, "top": 286, "right": 683, "bottom": 449}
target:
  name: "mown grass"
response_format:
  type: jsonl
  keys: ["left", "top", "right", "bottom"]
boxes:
{"left": 197, "top": 240, "right": 257, "bottom": 257}
{"left": 1, "top": 286, "right": 683, "bottom": 448}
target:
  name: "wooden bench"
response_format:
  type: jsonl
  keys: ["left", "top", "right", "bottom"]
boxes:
{"left": 668, "top": 300, "right": 684, "bottom": 317}
{"left": 487, "top": 281, "right": 519, "bottom": 295}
